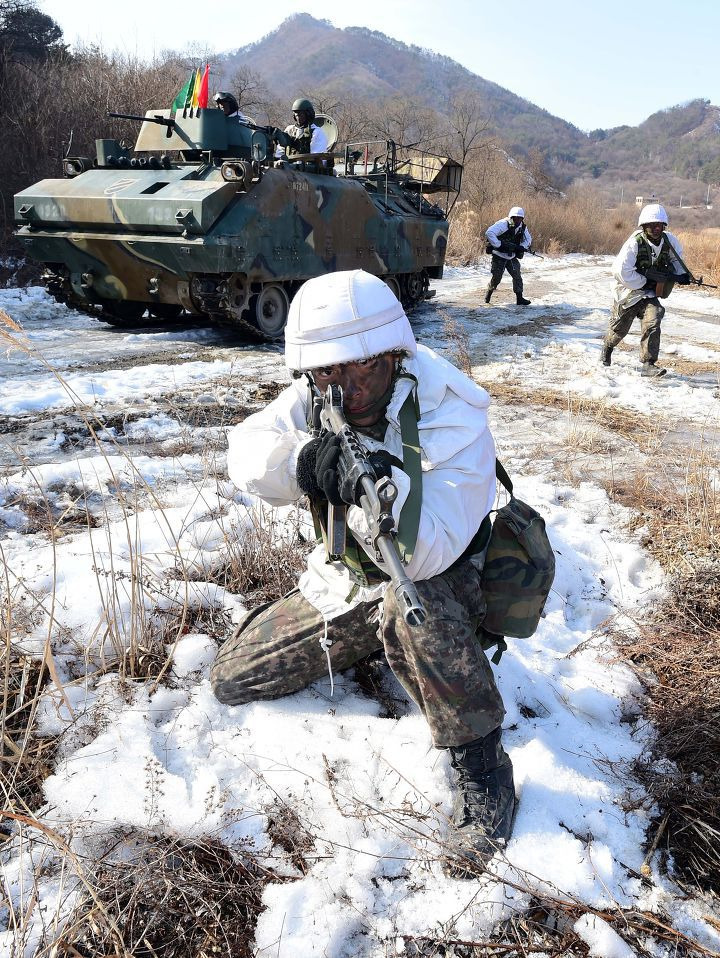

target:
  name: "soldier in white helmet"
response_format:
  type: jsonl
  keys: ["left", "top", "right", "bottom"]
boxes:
{"left": 484, "top": 206, "right": 532, "bottom": 306}
{"left": 603, "top": 203, "right": 690, "bottom": 377}
{"left": 211, "top": 269, "right": 516, "bottom": 876}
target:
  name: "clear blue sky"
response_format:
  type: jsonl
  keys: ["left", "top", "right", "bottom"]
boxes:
{"left": 38, "top": 0, "right": 719, "bottom": 131}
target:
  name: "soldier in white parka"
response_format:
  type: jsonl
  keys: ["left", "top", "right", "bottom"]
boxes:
{"left": 603, "top": 203, "right": 690, "bottom": 377}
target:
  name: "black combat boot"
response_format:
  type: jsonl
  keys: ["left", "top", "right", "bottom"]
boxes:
{"left": 601, "top": 345, "right": 613, "bottom": 366}
{"left": 640, "top": 361, "right": 666, "bottom": 378}
{"left": 484, "top": 287, "right": 494, "bottom": 304}
{"left": 516, "top": 294, "right": 531, "bottom": 306}
{"left": 444, "top": 727, "right": 516, "bottom": 878}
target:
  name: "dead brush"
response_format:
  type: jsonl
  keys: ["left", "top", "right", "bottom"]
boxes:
{"left": 398, "top": 895, "right": 717, "bottom": 957}
{"left": 605, "top": 441, "right": 720, "bottom": 891}
{"left": 607, "top": 445, "right": 720, "bottom": 564}
{"left": 439, "top": 310, "right": 472, "bottom": 375}
{"left": 0, "top": 644, "right": 57, "bottom": 817}
{"left": 196, "top": 506, "right": 312, "bottom": 607}
{"left": 616, "top": 614, "right": 720, "bottom": 892}
{"left": 676, "top": 229, "right": 720, "bottom": 290}
{"left": 51, "top": 832, "right": 276, "bottom": 958}
{"left": 487, "top": 381, "right": 657, "bottom": 444}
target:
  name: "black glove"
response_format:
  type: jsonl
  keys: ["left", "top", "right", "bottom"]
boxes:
{"left": 314, "top": 432, "right": 348, "bottom": 506}
{"left": 366, "top": 450, "right": 394, "bottom": 484}
{"left": 676, "top": 272, "right": 692, "bottom": 285}
{"left": 296, "top": 437, "right": 323, "bottom": 498}
{"left": 272, "top": 128, "right": 289, "bottom": 147}
{"left": 297, "top": 433, "right": 355, "bottom": 504}
{"left": 299, "top": 436, "right": 396, "bottom": 507}
{"left": 514, "top": 247, "right": 525, "bottom": 259}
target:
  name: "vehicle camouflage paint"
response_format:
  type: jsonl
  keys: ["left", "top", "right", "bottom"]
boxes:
{"left": 14, "top": 106, "right": 462, "bottom": 339}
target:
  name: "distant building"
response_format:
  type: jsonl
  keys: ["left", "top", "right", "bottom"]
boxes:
{"left": 635, "top": 196, "right": 643, "bottom": 206}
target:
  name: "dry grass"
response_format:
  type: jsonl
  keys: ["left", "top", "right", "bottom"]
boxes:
{"left": 1, "top": 647, "right": 57, "bottom": 817}
{"left": 193, "top": 506, "right": 312, "bottom": 607}
{"left": 440, "top": 310, "right": 473, "bottom": 375}
{"left": 607, "top": 444, "right": 720, "bottom": 565}
{"left": 617, "top": 612, "right": 720, "bottom": 892}
{"left": 484, "top": 365, "right": 720, "bottom": 893}
{"left": 399, "top": 896, "right": 717, "bottom": 957}
{"left": 663, "top": 356, "right": 720, "bottom": 377}
{"left": 602, "top": 441, "right": 720, "bottom": 892}
{"left": 448, "top": 182, "right": 637, "bottom": 262}
{"left": 47, "top": 833, "right": 275, "bottom": 958}
{"left": 677, "top": 229, "right": 720, "bottom": 288}
{"left": 487, "top": 381, "right": 657, "bottom": 443}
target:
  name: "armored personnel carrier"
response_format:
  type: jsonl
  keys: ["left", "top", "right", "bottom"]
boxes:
{"left": 14, "top": 107, "right": 462, "bottom": 339}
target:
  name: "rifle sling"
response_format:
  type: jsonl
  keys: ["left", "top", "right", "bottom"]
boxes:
{"left": 395, "top": 383, "right": 422, "bottom": 563}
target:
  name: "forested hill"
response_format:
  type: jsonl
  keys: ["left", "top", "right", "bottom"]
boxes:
{"left": 223, "top": 14, "right": 720, "bottom": 189}
{"left": 223, "top": 13, "right": 584, "bottom": 164}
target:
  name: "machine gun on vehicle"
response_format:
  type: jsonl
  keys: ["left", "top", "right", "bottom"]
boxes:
{"left": 108, "top": 111, "right": 176, "bottom": 137}
{"left": 313, "top": 384, "right": 426, "bottom": 628}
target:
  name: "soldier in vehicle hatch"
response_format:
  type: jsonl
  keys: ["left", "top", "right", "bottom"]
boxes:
{"left": 484, "top": 206, "right": 532, "bottom": 306}
{"left": 210, "top": 270, "right": 516, "bottom": 878}
{"left": 274, "top": 98, "right": 329, "bottom": 161}
{"left": 213, "top": 91, "right": 250, "bottom": 123}
{"left": 602, "top": 203, "right": 690, "bottom": 378}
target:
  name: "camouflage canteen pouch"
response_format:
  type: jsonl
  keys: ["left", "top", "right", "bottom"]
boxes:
{"left": 480, "top": 460, "right": 555, "bottom": 641}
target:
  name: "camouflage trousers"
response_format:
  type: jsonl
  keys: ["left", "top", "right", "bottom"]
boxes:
{"left": 488, "top": 255, "right": 524, "bottom": 295}
{"left": 605, "top": 296, "right": 665, "bottom": 363}
{"left": 210, "top": 558, "right": 505, "bottom": 748}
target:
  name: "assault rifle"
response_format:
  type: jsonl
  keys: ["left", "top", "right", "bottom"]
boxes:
{"left": 641, "top": 265, "right": 717, "bottom": 298}
{"left": 487, "top": 242, "right": 544, "bottom": 259}
{"left": 316, "top": 384, "right": 426, "bottom": 627}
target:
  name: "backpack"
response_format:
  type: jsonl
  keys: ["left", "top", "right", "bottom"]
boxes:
{"left": 479, "top": 461, "right": 555, "bottom": 647}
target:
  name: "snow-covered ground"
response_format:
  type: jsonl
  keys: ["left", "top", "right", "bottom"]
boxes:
{"left": 1, "top": 257, "right": 719, "bottom": 957}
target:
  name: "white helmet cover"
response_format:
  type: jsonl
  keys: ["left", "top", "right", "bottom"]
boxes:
{"left": 638, "top": 203, "right": 668, "bottom": 226}
{"left": 508, "top": 206, "right": 525, "bottom": 218}
{"left": 285, "top": 270, "right": 417, "bottom": 372}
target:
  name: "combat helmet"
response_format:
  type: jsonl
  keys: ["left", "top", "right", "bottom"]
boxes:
{"left": 508, "top": 206, "right": 525, "bottom": 219}
{"left": 285, "top": 270, "right": 417, "bottom": 372}
{"left": 638, "top": 203, "right": 668, "bottom": 226}
{"left": 214, "top": 91, "right": 239, "bottom": 114}
{"left": 292, "top": 98, "right": 315, "bottom": 122}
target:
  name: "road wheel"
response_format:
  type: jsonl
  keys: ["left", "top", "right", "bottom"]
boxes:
{"left": 249, "top": 284, "right": 290, "bottom": 339}
{"left": 402, "top": 272, "right": 428, "bottom": 307}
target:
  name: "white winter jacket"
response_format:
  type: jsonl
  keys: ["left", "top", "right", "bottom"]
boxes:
{"left": 612, "top": 229, "right": 685, "bottom": 313}
{"left": 226, "top": 344, "right": 497, "bottom": 619}
{"left": 486, "top": 217, "right": 532, "bottom": 261}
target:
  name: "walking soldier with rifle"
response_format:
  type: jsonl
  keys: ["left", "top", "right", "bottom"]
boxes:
{"left": 484, "top": 206, "right": 534, "bottom": 306}
{"left": 211, "top": 269, "right": 516, "bottom": 876}
{"left": 602, "top": 203, "right": 715, "bottom": 377}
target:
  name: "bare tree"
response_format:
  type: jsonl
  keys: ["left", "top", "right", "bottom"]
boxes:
{"left": 227, "top": 64, "right": 272, "bottom": 117}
